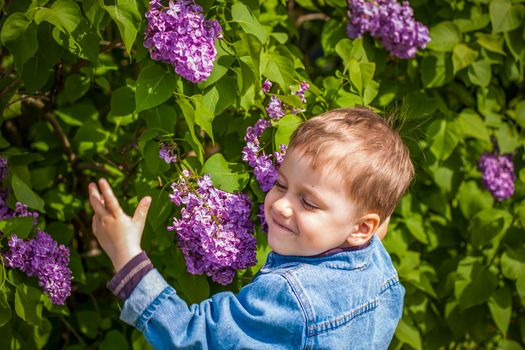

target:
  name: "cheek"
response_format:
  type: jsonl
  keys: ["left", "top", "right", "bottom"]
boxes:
{"left": 263, "top": 189, "right": 276, "bottom": 213}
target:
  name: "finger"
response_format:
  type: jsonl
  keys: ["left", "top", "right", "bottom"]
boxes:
{"left": 98, "top": 178, "right": 123, "bottom": 216}
{"left": 88, "top": 182, "right": 109, "bottom": 216}
{"left": 133, "top": 196, "right": 152, "bottom": 224}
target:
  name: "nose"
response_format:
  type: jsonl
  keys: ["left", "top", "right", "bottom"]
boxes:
{"left": 272, "top": 196, "right": 293, "bottom": 218}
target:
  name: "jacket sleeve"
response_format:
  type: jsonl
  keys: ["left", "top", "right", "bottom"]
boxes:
{"left": 120, "top": 269, "right": 307, "bottom": 350}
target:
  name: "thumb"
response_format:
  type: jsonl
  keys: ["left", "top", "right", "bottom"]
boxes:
{"left": 133, "top": 196, "right": 152, "bottom": 224}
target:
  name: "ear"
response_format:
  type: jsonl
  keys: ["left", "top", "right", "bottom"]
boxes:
{"left": 347, "top": 213, "right": 381, "bottom": 246}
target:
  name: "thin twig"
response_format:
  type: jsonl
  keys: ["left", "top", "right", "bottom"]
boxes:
{"left": 59, "top": 315, "right": 87, "bottom": 345}
{"left": 42, "top": 112, "right": 77, "bottom": 165}
{"left": 295, "top": 13, "right": 329, "bottom": 27}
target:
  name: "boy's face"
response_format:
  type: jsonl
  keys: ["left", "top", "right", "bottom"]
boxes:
{"left": 264, "top": 150, "right": 361, "bottom": 256}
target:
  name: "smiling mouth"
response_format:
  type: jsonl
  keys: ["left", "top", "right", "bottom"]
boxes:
{"left": 271, "top": 216, "right": 295, "bottom": 234}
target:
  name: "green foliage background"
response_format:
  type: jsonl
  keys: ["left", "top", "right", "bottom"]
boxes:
{"left": 0, "top": 0, "right": 524, "bottom": 348}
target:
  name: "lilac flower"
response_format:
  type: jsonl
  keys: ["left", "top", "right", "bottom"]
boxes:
{"left": 3, "top": 230, "right": 72, "bottom": 304}
{"left": 289, "top": 81, "right": 310, "bottom": 113}
{"left": 346, "top": 0, "right": 430, "bottom": 59}
{"left": 242, "top": 118, "right": 287, "bottom": 192}
{"left": 167, "top": 172, "right": 256, "bottom": 285}
{"left": 291, "top": 81, "right": 310, "bottom": 104}
{"left": 266, "top": 95, "right": 285, "bottom": 120}
{"left": 478, "top": 152, "right": 515, "bottom": 201}
{"left": 262, "top": 79, "right": 272, "bottom": 93}
{"left": 0, "top": 190, "right": 39, "bottom": 224}
{"left": 0, "top": 156, "right": 7, "bottom": 181}
{"left": 144, "top": 0, "right": 223, "bottom": 83}
{"left": 159, "top": 143, "right": 178, "bottom": 164}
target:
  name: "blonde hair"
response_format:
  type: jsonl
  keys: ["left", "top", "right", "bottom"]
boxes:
{"left": 287, "top": 107, "right": 414, "bottom": 221}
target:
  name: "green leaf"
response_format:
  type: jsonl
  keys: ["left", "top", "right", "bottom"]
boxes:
{"left": 0, "top": 13, "right": 38, "bottom": 70}
{"left": 468, "top": 60, "right": 492, "bottom": 87}
{"left": 45, "top": 187, "right": 83, "bottom": 221}
{"left": 234, "top": 33, "right": 261, "bottom": 82}
{"left": 501, "top": 246, "right": 525, "bottom": 280}
{"left": 456, "top": 109, "right": 491, "bottom": 142}
{"left": 141, "top": 104, "right": 177, "bottom": 133}
{"left": 0, "top": 289, "right": 12, "bottom": 327}
{"left": 421, "top": 52, "right": 454, "bottom": 88}
{"left": 453, "top": 7, "right": 490, "bottom": 33}
{"left": 72, "top": 120, "right": 108, "bottom": 157}
{"left": 348, "top": 60, "right": 378, "bottom": 104}
{"left": 34, "top": 0, "right": 99, "bottom": 62}
{"left": 21, "top": 56, "right": 52, "bottom": 94}
{"left": 100, "top": 330, "right": 129, "bottom": 350}
{"left": 468, "top": 209, "right": 512, "bottom": 248}
{"left": 14, "top": 283, "right": 43, "bottom": 327}
{"left": 111, "top": 86, "right": 136, "bottom": 116}
{"left": 321, "top": 19, "right": 347, "bottom": 56}
{"left": 457, "top": 181, "right": 494, "bottom": 219}
{"left": 177, "top": 272, "right": 210, "bottom": 304}
{"left": 11, "top": 174, "right": 45, "bottom": 213}
{"left": 144, "top": 188, "right": 171, "bottom": 231}
{"left": 261, "top": 46, "right": 295, "bottom": 90}
{"left": 179, "top": 99, "right": 204, "bottom": 163}
{"left": 212, "top": 76, "right": 238, "bottom": 115}
{"left": 488, "top": 287, "right": 512, "bottom": 335}
{"left": 192, "top": 95, "right": 215, "bottom": 143}
{"left": 404, "top": 214, "right": 428, "bottom": 244}
{"left": 275, "top": 115, "right": 302, "bottom": 147}
{"left": 142, "top": 140, "right": 162, "bottom": 175}
{"left": 489, "top": 0, "right": 525, "bottom": 33}
{"left": 427, "top": 21, "right": 461, "bottom": 52}
{"left": 395, "top": 317, "right": 422, "bottom": 350}
{"left": 427, "top": 119, "right": 460, "bottom": 161}
{"left": 64, "top": 73, "right": 90, "bottom": 103}
{"left": 201, "top": 154, "right": 249, "bottom": 193}
{"left": 104, "top": 0, "right": 141, "bottom": 56}
{"left": 495, "top": 123, "right": 520, "bottom": 154}
{"left": 231, "top": 3, "right": 268, "bottom": 44}
{"left": 76, "top": 310, "right": 101, "bottom": 338}
{"left": 0, "top": 217, "right": 35, "bottom": 239}
{"left": 455, "top": 256, "right": 498, "bottom": 310}
{"left": 476, "top": 33, "right": 506, "bottom": 55}
{"left": 452, "top": 44, "right": 478, "bottom": 74}
{"left": 504, "top": 28, "right": 525, "bottom": 61}
{"left": 136, "top": 64, "right": 177, "bottom": 113}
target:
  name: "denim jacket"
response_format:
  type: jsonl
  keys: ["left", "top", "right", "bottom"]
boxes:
{"left": 120, "top": 235, "right": 404, "bottom": 349}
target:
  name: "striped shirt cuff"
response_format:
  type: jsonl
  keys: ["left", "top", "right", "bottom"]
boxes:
{"left": 107, "top": 251, "right": 154, "bottom": 301}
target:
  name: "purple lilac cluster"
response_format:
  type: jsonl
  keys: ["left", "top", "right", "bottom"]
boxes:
{"left": 3, "top": 230, "right": 72, "bottom": 304}
{"left": 478, "top": 152, "right": 515, "bottom": 201}
{"left": 167, "top": 171, "right": 256, "bottom": 285}
{"left": 265, "top": 81, "right": 311, "bottom": 118}
{"left": 144, "top": 0, "right": 223, "bottom": 83}
{"left": 242, "top": 119, "right": 287, "bottom": 192}
{"left": 159, "top": 143, "right": 178, "bottom": 164}
{"left": 346, "top": 0, "right": 430, "bottom": 59}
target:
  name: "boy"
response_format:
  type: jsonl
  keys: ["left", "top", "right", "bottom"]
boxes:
{"left": 88, "top": 107, "right": 414, "bottom": 349}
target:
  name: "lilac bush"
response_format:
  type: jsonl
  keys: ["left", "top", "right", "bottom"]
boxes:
{"left": 346, "top": 0, "right": 430, "bottom": 59}
{"left": 3, "top": 230, "right": 72, "bottom": 304}
{"left": 478, "top": 152, "right": 515, "bottom": 201}
{"left": 167, "top": 171, "right": 257, "bottom": 285}
{"left": 144, "top": 0, "right": 223, "bottom": 83}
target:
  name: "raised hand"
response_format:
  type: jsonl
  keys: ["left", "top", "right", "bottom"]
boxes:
{"left": 88, "top": 178, "right": 152, "bottom": 271}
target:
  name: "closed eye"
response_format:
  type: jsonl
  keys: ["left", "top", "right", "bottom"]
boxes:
{"left": 275, "top": 181, "right": 287, "bottom": 191}
{"left": 301, "top": 198, "right": 318, "bottom": 210}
